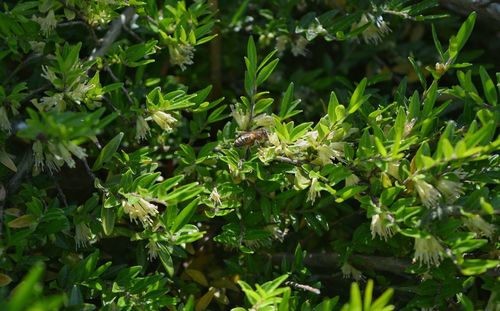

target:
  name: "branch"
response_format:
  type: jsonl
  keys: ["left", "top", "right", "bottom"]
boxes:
{"left": 439, "top": 0, "right": 500, "bottom": 28}
{"left": 272, "top": 252, "right": 411, "bottom": 276}
{"left": 89, "top": 7, "right": 136, "bottom": 61}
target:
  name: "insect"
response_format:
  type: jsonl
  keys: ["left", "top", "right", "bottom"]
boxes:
{"left": 234, "top": 128, "right": 268, "bottom": 147}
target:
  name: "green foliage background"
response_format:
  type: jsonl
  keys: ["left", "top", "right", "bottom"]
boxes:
{"left": 0, "top": 0, "right": 499, "bottom": 310}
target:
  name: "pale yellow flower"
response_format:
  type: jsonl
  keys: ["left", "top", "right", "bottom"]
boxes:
{"left": 291, "top": 36, "right": 308, "bottom": 57}
{"left": 370, "top": 213, "right": 396, "bottom": 241}
{"left": 465, "top": 215, "right": 495, "bottom": 239}
{"left": 75, "top": 222, "right": 93, "bottom": 249}
{"left": 122, "top": 196, "right": 159, "bottom": 226}
{"left": 152, "top": 111, "right": 177, "bottom": 132}
{"left": 341, "top": 263, "right": 364, "bottom": 281}
{"left": 436, "top": 178, "right": 463, "bottom": 203}
{"left": 275, "top": 35, "right": 288, "bottom": 52}
{"left": 146, "top": 240, "right": 159, "bottom": 261}
{"left": 64, "top": 141, "right": 87, "bottom": 159}
{"left": 345, "top": 174, "right": 360, "bottom": 187}
{"left": 353, "top": 14, "right": 391, "bottom": 45}
{"left": 168, "top": 43, "right": 195, "bottom": 71}
{"left": 135, "top": 115, "right": 150, "bottom": 141}
{"left": 413, "top": 236, "right": 444, "bottom": 267}
{"left": 414, "top": 178, "right": 441, "bottom": 208}
{"left": 33, "top": 141, "right": 44, "bottom": 173}
{"left": 231, "top": 105, "right": 249, "bottom": 130}
{"left": 33, "top": 10, "right": 57, "bottom": 37}
{"left": 210, "top": 187, "right": 222, "bottom": 207}
{"left": 306, "top": 177, "right": 320, "bottom": 204}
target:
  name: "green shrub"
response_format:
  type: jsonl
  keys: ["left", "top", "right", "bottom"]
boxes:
{"left": 0, "top": 1, "right": 498, "bottom": 310}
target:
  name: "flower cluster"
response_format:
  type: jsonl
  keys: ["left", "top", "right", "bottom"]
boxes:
{"left": 122, "top": 196, "right": 159, "bottom": 226}
{"left": 33, "top": 140, "right": 87, "bottom": 174}
{"left": 413, "top": 236, "right": 445, "bottom": 267}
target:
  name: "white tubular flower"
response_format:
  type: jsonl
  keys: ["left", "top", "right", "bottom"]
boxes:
{"left": 0, "top": 106, "right": 11, "bottom": 133}
{"left": 275, "top": 35, "right": 288, "bottom": 52}
{"left": 258, "top": 147, "right": 276, "bottom": 164}
{"left": 230, "top": 105, "right": 249, "bottom": 130}
{"left": 146, "top": 240, "right": 159, "bottom": 261}
{"left": 75, "top": 222, "right": 92, "bottom": 249}
{"left": 122, "top": 197, "right": 159, "bottom": 226}
{"left": 168, "top": 43, "right": 195, "bottom": 71}
{"left": 135, "top": 115, "right": 150, "bottom": 141}
{"left": 253, "top": 114, "right": 274, "bottom": 127}
{"left": 64, "top": 141, "right": 87, "bottom": 159}
{"left": 317, "top": 145, "right": 336, "bottom": 165}
{"left": 465, "top": 215, "right": 496, "bottom": 239}
{"left": 306, "top": 177, "right": 320, "bottom": 204}
{"left": 56, "top": 142, "right": 75, "bottom": 168}
{"left": 32, "top": 10, "right": 57, "bottom": 37}
{"left": 291, "top": 36, "right": 309, "bottom": 56}
{"left": 345, "top": 174, "right": 360, "bottom": 187}
{"left": 370, "top": 213, "right": 396, "bottom": 241}
{"left": 413, "top": 236, "right": 444, "bottom": 267}
{"left": 210, "top": 187, "right": 222, "bottom": 207}
{"left": 152, "top": 111, "right": 177, "bottom": 132}
{"left": 33, "top": 141, "right": 45, "bottom": 173}
{"left": 341, "top": 263, "right": 364, "bottom": 281}
{"left": 436, "top": 178, "right": 464, "bottom": 203}
{"left": 414, "top": 178, "right": 441, "bottom": 208}
{"left": 353, "top": 14, "right": 391, "bottom": 45}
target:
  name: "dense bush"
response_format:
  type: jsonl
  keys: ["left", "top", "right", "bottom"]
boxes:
{"left": 0, "top": 0, "right": 499, "bottom": 310}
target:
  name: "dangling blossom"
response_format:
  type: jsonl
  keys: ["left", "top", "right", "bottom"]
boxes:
{"left": 210, "top": 187, "right": 222, "bottom": 207}
{"left": 75, "top": 222, "right": 93, "bottom": 249}
{"left": 122, "top": 196, "right": 159, "bottom": 226}
{"left": 464, "top": 215, "right": 495, "bottom": 239}
{"left": 306, "top": 177, "right": 321, "bottom": 204}
{"left": 152, "top": 111, "right": 177, "bottom": 132}
{"left": 32, "top": 10, "right": 57, "bottom": 37}
{"left": 436, "top": 178, "right": 463, "bottom": 203}
{"left": 135, "top": 115, "right": 150, "bottom": 141}
{"left": 345, "top": 174, "right": 360, "bottom": 187}
{"left": 352, "top": 14, "right": 391, "bottom": 45}
{"left": 275, "top": 35, "right": 288, "bottom": 53}
{"left": 414, "top": 178, "right": 441, "bottom": 208}
{"left": 64, "top": 141, "right": 87, "bottom": 160}
{"left": 168, "top": 43, "right": 195, "bottom": 71}
{"left": 230, "top": 105, "right": 249, "bottom": 130}
{"left": 370, "top": 213, "right": 396, "bottom": 241}
{"left": 413, "top": 236, "right": 444, "bottom": 267}
{"left": 341, "top": 262, "right": 364, "bottom": 281}
{"left": 291, "top": 36, "right": 309, "bottom": 57}
{"left": 33, "top": 141, "right": 44, "bottom": 173}
{"left": 146, "top": 240, "right": 159, "bottom": 261}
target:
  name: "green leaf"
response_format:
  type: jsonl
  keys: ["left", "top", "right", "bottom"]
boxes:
{"left": 246, "top": 36, "right": 257, "bottom": 75}
{"left": 101, "top": 206, "right": 116, "bottom": 236}
{"left": 348, "top": 78, "right": 367, "bottom": 114}
{"left": 327, "top": 91, "right": 340, "bottom": 122}
{"left": 460, "top": 259, "right": 499, "bottom": 276}
{"left": 408, "top": 56, "right": 427, "bottom": 89}
{"left": 7, "top": 263, "right": 45, "bottom": 311}
{"left": 92, "top": 132, "right": 124, "bottom": 170}
{"left": 449, "top": 12, "right": 476, "bottom": 59}
{"left": 0, "top": 149, "right": 17, "bottom": 172}
{"left": 479, "top": 66, "right": 497, "bottom": 106}
{"left": 256, "top": 58, "right": 279, "bottom": 86}
{"left": 348, "top": 282, "right": 362, "bottom": 311}
{"left": 158, "top": 246, "right": 174, "bottom": 277}
{"left": 171, "top": 198, "right": 200, "bottom": 232}
{"left": 431, "top": 24, "right": 444, "bottom": 61}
